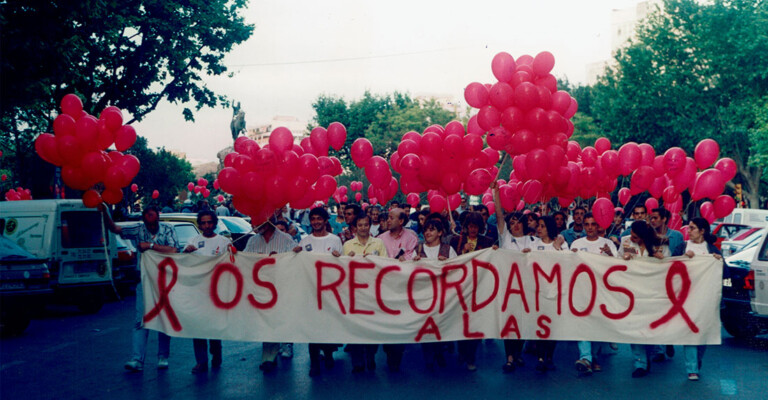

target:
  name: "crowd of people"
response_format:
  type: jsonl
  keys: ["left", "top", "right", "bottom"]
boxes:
{"left": 100, "top": 189, "right": 722, "bottom": 382}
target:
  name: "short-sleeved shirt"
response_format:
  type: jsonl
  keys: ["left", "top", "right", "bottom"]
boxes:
{"left": 342, "top": 236, "right": 387, "bottom": 257}
{"left": 298, "top": 233, "right": 343, "bottom": 255}
{"left": 684, "top": 240, "right": 711, "bottom": 256}
{"left": 379, "top": 229, "right": 419, "bottom": 260}
{"left": 244, "top": 230, "right": 297, "bottom": 255}
{"left": 561, "top": 227, "right": 586, "bottom": 246}
{"left": 188, "top": 234, "right": 231, "bottom": 256}
{"left": 533, "top": 240, "right": 569, "bottom": 252}
{"left": 499, "top": 230, "right": 539, "bottom": 252}
{"left": 422, "top": 243, "right": 458, "bottom": 259}
{"left": 119, "top": 222, "right": 180, "bottom": 275}
{"left": 571, "top": 236, "right": 618, "bottom": 257}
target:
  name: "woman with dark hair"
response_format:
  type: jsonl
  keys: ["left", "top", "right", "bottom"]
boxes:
{"left": 618, "top": 220, "right": 663, "bottom": 379}
{"left": 524, "top": 212, "right": 539, "bottom": 234}
{"left": 531, "top": 215, "right": 567, "bottom": 373}
{"left": 682, "top": 217, "right": 722, "bottom": 381}
{"left": 553, "top": 211, "right": 568, "bottom": 234}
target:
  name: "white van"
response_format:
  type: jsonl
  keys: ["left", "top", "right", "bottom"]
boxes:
{"left": 751, "top": 233, "right": 768, "bottom": 318}
{"left": 717, "top": 208, "right": 768, "bottom": 227}
{"left": 0, "top": 200, "right": 114, "bottom": 313}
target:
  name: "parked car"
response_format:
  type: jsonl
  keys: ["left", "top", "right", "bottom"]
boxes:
{"left": 0, "top": 235, "right": 53, "bottom": 335}
{"left": 111, "top": 228, "right": 138, "bottom": 294}
{"left": 159, "top": 213, "right": 230, "bottom": 241}
{"left": 1, "top": 200, "right": 114, "bottom": 314}
{"left": 220, "top": 216, "right": 254, "bottom": 251}
{"left": 716, "top": 208, "right": 768, "bottom": 227}
{"left": 720, "top": 228, "right": 765, "bottom": 257}
{"left": 747, "top": 228, "right": 768, "bottom": 333}
{"left": 712, "top": 223, "right": 750, "bottom": 250}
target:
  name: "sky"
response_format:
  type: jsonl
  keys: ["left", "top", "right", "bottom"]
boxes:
{"left": 133, "top": 0, "right": 641, "bottom": 164}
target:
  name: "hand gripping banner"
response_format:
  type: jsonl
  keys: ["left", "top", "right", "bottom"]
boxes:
{"left": 140, "top": 249, "right": 722, "bottom": 345}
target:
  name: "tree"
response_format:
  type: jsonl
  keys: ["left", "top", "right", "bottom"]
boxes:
{"left": 591, "top": 0, "right": 768, "bottom": 207}
{"left": 0, "top": 0, "right": 253, "bottom": 195}
{"left": 125, "top": 136, "right": 194, "bottom": 208}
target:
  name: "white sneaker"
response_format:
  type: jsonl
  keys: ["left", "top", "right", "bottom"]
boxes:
{"left": 124, "top": 360, "right": 143, "bottom": 372}
{"left": 279, "top": 343, "right": 293, "bottom": 358}
{"left": 157, "top": 357, "right": 169, "bottom": 369}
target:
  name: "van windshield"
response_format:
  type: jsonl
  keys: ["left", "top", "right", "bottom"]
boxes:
{"left": 61, "top": 211, "right": 107, "bottom": 248}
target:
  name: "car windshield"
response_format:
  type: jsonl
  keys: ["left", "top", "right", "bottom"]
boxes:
{"left": 0, "top": 236, "right": 38, "bottom": 260}
{"left": 221, "top": 218, "right": 252, "bottom": 234}
{"left": 61, "top": 211, "right": 108, "bottom": 248}
{"left": 174, "top": 224, "right": 200, "bottom": 248}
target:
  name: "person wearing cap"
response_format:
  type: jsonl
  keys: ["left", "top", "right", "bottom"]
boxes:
{"left": 244, "top": 215, "right": 298, "bottom": 374}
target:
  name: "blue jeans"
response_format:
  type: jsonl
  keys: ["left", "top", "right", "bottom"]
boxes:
{"left": 131, "top": 281, "right": 171, "bottom": 363}
{"left": 683, "top": 345, "right": 705, "bottom": 374}
{"left": 631, "top": 344, "right": 652, "bottom": 370}
{"left": 193, "top": 339, "right": 222, "bottom": 365}
{"left": 577, "top": 341, "right": 605, "bottom": 364}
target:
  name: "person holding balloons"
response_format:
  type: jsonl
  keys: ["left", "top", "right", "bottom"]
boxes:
{"left": 682, "top": 217, "right": 722, "bottom": 381}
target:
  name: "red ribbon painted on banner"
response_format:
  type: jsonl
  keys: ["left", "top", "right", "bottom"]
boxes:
{"left": 143, "top": 257, "right": 182, "bottom": 331}
{"left": 649, "top": 261, "right": 699, "bottom": 333}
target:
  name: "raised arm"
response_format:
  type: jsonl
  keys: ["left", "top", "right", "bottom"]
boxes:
{"left": 491, "top": 180, "right": 505, "bottom": 235}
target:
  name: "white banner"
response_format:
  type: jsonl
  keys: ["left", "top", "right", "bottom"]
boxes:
{"left": 141, "top": 249, "right": 722, "bottom": 345}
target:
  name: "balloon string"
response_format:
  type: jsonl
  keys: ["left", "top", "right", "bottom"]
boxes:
{"left": 495, "top": 153, "right": 509, "bottom": 182}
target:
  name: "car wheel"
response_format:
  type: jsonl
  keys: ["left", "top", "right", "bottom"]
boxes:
{"left": 721, "top": 308, "right": 760, "bottom": 339}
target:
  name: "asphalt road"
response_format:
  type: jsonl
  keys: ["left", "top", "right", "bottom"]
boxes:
{"left": 2, "top": 294, "right": 767, "bottom": 400}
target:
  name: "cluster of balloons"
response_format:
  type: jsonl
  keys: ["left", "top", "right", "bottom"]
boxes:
{"left": 34, "top": 94, "right": 140, "bottom": 207}
{"left": 348, "top": 138, "right": 396, "bottom": 206}
{"left": 5, "top": 187, "right": 32, "bottom": 201}
{"left": 187, "top": 178, "right": 212, "bottom": 198}
{"left": 383, "top": 122, "right": 500, "bottom": 213}
{"left": 217, "top": 123, "right": 347, "bottom": 225}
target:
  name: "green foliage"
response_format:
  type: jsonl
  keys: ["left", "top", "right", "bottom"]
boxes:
{"left": 591, "top": 0, "right": 768, "bottom": 205}
{"left": 125, "top": 136, "right": 194, "bottom": 207}
{"left": 0, "top": 0, "right": 253, "bottom": 196}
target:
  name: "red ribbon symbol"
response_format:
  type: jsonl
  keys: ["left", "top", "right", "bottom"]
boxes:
{"left": 649, "top": 261, "right": 699, "bottom": 333}
{"left": 143, "top": 257, "right": 182, "bottom": 331}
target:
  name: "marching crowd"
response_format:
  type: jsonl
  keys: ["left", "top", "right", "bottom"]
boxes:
{"left": 100, "top": 186, "right": 722, "bottom": 382}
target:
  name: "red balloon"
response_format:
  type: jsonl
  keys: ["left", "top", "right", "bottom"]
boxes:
{"left": 532, "top": 51, "right": 555, "bottom": 76}
{"left": 35, "top": 133, "right": 65, "bottom": 166}
{"left": 188, "top": 182, "right": 195, "bottom": 191}
{"left": 464, "top": 82, "right": 490, "bottom": 108}
{"left": 253, "top": 148, "right": 277, "bottom": 174}
{"left": 694, "top": 139, "right": 720, "bottom": 170}
{"left": 483, "top": 148, "right": 501, "bottom": 166}
{"left": 648, "top": 176, "right": 666, "bottom": 199}
{"left": 151, "top": 190, "right": 160, "bottom": 199}
{"left": 630, "top": 165, "right": 655, "bottom": 195}
{"left": 365, "top": 156, "right": 391, "bottom": 187}
{"left": 492, "top": 52, "right": 517, "bottom": 82}
{"left": 477, "top": 106, "right": 501, "bottom": 131}
{"left": 81, "top": 151, "right": 109, "bottom": 183}
{"left": 664, "top": 147, "right": 687, "bottom": 177}
{"left": 75, "top": 115, "right": 100, "bottom": 152}
{"left": 406, "top": 193, "right": 420, "bottom": 208}
{"left": 581, "top": 146, "right": 598, "bottom": 167}
{"left": 671, "top": 158, "right": 697, "bottom": 193}
{"left": 61, "top": 94, "right": 83, "bottom": 119}
{"left": 96, "top": 120, "right": 114, "bottom": 150}
{"left": 354, "top": 192, "right": 362, "bottom": 202}
{"left": 509, "top": 129, "right": 536, "bottom": 155}
{"left": 599, "top": 150, "right": 620, "bottom": 178}
{"left": 714, "top": 158, "right": 737, "bottom": 182}
{"left": 309, "top": 127, "right": 329, "bottom": 156}
{"left": 594, "top": 137, "right": 611, "bottom": 154}
{"left": 131, "top": 183, "right": 138, "bottom": 193}
{"left": 645, "top": 197, "right": 659, "bottom": 212}
{"left": 61, "top": 165, "right": 91, "bottom": 190}
{"left": 114, "top": 125, "right": 137, "bottom": 152}
{"left": 486, "top": 126, "right": 511, "bottom": 152}
{"left": 120, "top": 155, "right": 140, "bottom": 180}
{"left": 269, "top": 126, "right": 294, "bottom": 155}
{"left": 428, "top": 194, "right": 448, "bottom": 213}
{"left": 692, "top": 169, "right": 725, "bottom": 201}
{"left": 525, "top": 149, "right": 550, "bottom": 180}
{"left": 713, "top": 195, "right": 736, "bottom": 219}
{"left": 53, "top": 114, "right": 76, "bottom": 137}
{"left": 397, "top": 139, "right": 420, "bottom": 156}
{"left": 638, "top": 143, "right": 656, "bottom": 166}
{"left": 351, "top": 138, "right": 373, "bottom": 168}
{"left": 618, "top": 187, "right": 631, "bottom": 205}
{"left": 217, "top": 167, "right": 242, "bottom": 196}
{"left": 462, "top": 134, "right": 483, "bottom": 159}
{"left": 467, "top": 115, "right": 484, "bottom": 135}
{"left": 489, "top": 82, "right": 515, "bottom": 110}
{"left": 265, "top": 174, "right": 290, "bottom": 206}
{"left": 592, "top": 198, "right": 614, "bottom": 229}
{"left": 399, "top": 153, "right": 422, "bottom": 177}
{"left": 618, "top": 143, "right": 642, "bottom": 176}
{"left": 102, "top": 188, "right": 123, "bottom": 205}
{"left": 56, "top": 135, "right": 85, "bottom": 166}
{"left": 444, "top": 121, "right": 465, "bottom": 137}
{"left": 99, "top": 106, "right": 123, "bottom": 131}
{"left": 327, "top": 122, "right": 347, "bottom": 151}
{"left": 420, "top": 132, "right": 443, "bottom": 155}
{"left": 514, "top": 82, "right": 539, "bottom": 110}
{"left": 81, "top": 189, "right": 102, "bottom": 208}
{"left": 522, "top": 180, "right": 543, "bottom": 204}
{"left": 700, "top": 201, "right": 716, "bottom": 223}
{"left": 298, "top": 153, "right": 320, "bottom": 183}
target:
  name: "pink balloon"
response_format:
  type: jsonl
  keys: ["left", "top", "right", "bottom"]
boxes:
{"left": 630, "top": 166, "right": 656, "bottom": 195}
{"left": 532, "top": 51, "right": 555, "bottom": 76}
{"left": 447, "top": 193, "right": 462, "bottom": 210}
{"left": 477, "top": 106, "right": 502, "bottom": 131}
{"left": 465, "top": 169, "right": 493, "bottom": 196}
{"left": 638, "top": 143, "right": 656, "bottom": 167}
{"left": 664, "top": 147, "right": 687, "bottom": 177}
{"left": 151, "top": 190, "right": 159, "bottom": 199}
{"left": 526, "top": 149, "right": 550, "bottom": 180}
{"left": 428, "top": 194, "right": 447, "bottom": 213}
{"left": 217, "top": 195, "right": 225, "bottom": 203}
{"left": 131, "top": 183, "right": 138, "bottom": 193}
{"left": 618, "top": 187, "right": 631, "bottom": 206}
{"left": 694, "top": 139, "right": 720, "bottom": 170}
{"left": 489, "top": 82, "right": 515, "bottom": 110}
{"left": 671, "top": 158, "right": 697, "bottom": 193}
{"left": 440, "top": 172, "right": 462, "bottom": 194}
{"left": 592, "top": 198, "right": 614, "bottom": 229}
{"left": 354, "top": 192, "right": 362, "bottom": 202}
{"left": 618, "top": 143, "right": 641, "bottom": 176}
{"left": 692, "top": 169, "right": 725, "bottom": 201}
{"left": 365, "top": 156, "right": 391, "bottom": 187}
{"left": 581, "top": 146, "right": 598, "bottom": 167}
{"left": 522, "top": 179, "right": 543, "bottom": 204}
{"left": 444, "top": 121, "right": 465, "bottom": 138}
{"left": 714, "top": 158, "right": 737, "bottom": 182}
{"left": 114, "top": 125, "right": 137, "bottom": 152}
{"left": 594, "top": 137, "right": 611, "bottom": 155}
{"left": 399, "top": 153, "right": 422, "bottom": 177}
{"left": 599, "top": 150, "right": 620, "bottom": 178}
{"left": 406, "top": 193, "right": 420, "bottom": 208}
{"left": 492, "top": 52, "right": 517, "bottom": 82}
{"left": 269, "top": 127, "right": 294, "bottom": 155}
{"left": 700, "top": 201, "right": 716, "bottom": 223}
{"left": 645, "top": 197, "right": 659, "bottom": 212}
{"left": 713, "top": 195, "right": 736, "bottom": 219}
{"left": 309, "top": 127, "right": 329, "bottom": 156}
{"left": 665, "top": 197, "right": 683, "bottom": 214}
{"left": 464, "top": 82, "right": 490, "bottom": 108}
{"left": 327, "top": 122, "right": 347, "bottom": 151}
{"left": 351, "top": 138, "right": 373, "bottom": 168}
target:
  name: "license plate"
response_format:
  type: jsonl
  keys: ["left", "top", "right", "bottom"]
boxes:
{"left": 74, "top": 261, "right": 98, "bottom": 274}
{"left": 0, "top": 282, "right": 25, "bottom": 290}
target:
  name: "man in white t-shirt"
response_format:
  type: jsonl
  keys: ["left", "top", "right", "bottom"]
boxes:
{"left": 183, "top": 210, "right": 232, "bottom": 374}
{"left": 571, "top": 213, "right": 618, "bottom": 376}
{"left": 293, "top": 207, "right": 342, "bottom": 377}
